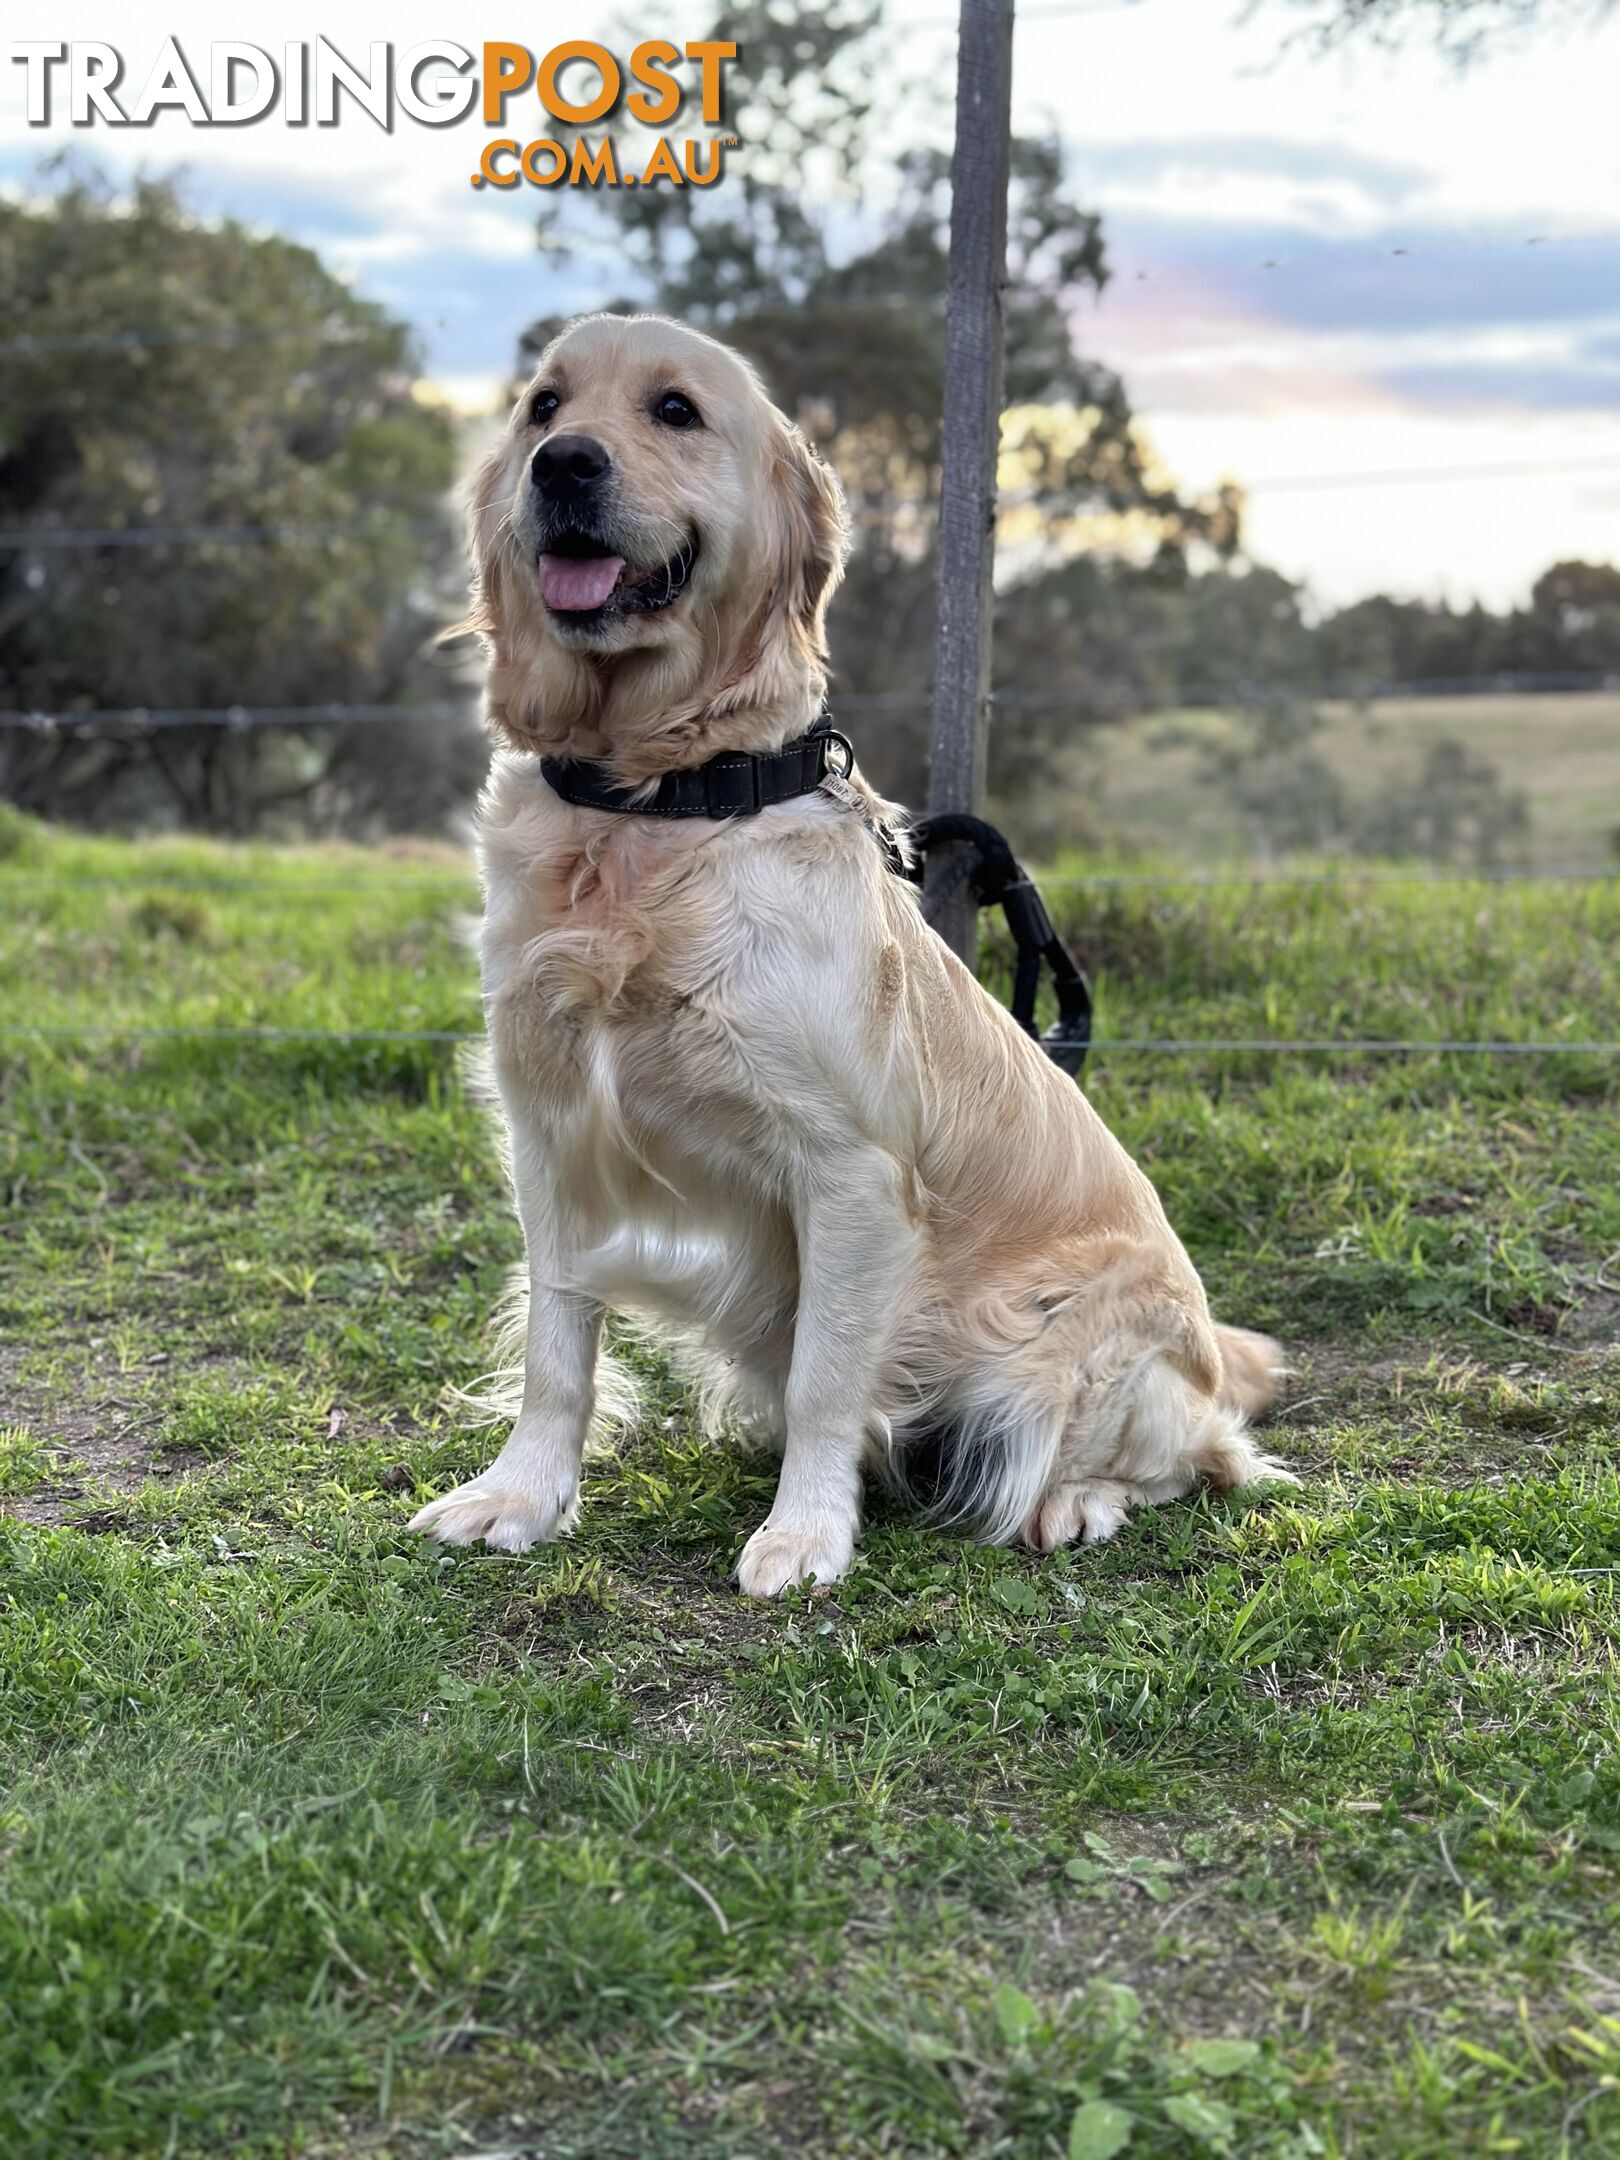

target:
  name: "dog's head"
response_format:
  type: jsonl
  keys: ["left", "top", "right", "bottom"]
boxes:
{"left": 466, "top": 314, "right": 849, "bottom": 770}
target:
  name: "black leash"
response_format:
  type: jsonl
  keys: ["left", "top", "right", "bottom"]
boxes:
{"left": 537, "top": 710, "right": 1092, "bottom": 1080}
{"left": 904, "top": 815, "right": 1092, "bottom": 1078}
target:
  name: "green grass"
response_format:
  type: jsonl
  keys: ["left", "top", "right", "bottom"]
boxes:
{"left": 1088, "top": 691, "right": 1620, "bottom": 868}
{"left": 3, "top": 804, "right": 1620, "bottom": 2158}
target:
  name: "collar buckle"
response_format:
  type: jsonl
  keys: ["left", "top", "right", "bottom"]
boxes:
{"left": 701, "top": 757, "right": 760, "bottom": 818}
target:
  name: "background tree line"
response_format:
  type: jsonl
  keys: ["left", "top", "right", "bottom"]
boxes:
{"left": 0, "top": 165, "right": 476, "bottom": 837}
{"left": 1, "top": 2, "right": 1614, "bottom": 856}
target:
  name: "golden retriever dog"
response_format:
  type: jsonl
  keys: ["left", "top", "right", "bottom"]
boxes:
{"left": 410, "top": 312, "right": 1290, "bottom": 1595}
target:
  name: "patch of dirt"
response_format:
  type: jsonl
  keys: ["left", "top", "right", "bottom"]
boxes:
{"left": 1504, "top": 1297, "right": 1575, "bottom": 1338}
{"left": 1558, "top": 1283, "right": 1620, "bottom": 1349}
{"left": 0, "top": 1495, "right": 140, "bottom": 1534}
{"left": 0, "top": 1343, "right": 205, "bottom": 1526}
{"left": 1253, "top": 1334, "right": 1620, "bottom": 1491}
{"left": 1409, "top": 1191, "right": 1480, "bottom": 1217}
{"left": 1276, "top": 1334, "right": 1616, "bottom": 1411}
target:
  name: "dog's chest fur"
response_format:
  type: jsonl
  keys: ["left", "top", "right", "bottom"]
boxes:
{"left": 474, "top": 760, "right": 800, "bottom": 1288}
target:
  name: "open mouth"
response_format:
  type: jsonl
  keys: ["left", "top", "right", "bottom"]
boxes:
{"left": 536, "top": 530, "right": 698, "bottom": 620}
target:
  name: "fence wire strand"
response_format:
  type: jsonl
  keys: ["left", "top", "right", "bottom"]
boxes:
{"left": 3, "top": 1023, "right": 1618, "bottom": 1056}
{"left": 2, "top": 865, "right": 1616, "bottom": 896}
{"left": 4, "top": 671, "right": 1616, "bottom": 734}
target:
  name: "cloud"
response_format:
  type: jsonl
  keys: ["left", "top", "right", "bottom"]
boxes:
{"left": 1377, "top": 356, "right": 1620, "bottom": 413}
{"left": 1103, "top": 214, "right": 1620, "bottom": 333}
{"left": 351, "top": 245, "right": 605, "bottom": 384}
{"left": 1077, "top": 192, "right": 1620, "bottom": 423}
{"left": 1065, "top": 126, "right": 1620, "bottom": 423}
{"left": 1079, "top": 133, "right": 1432, "bottom": 210}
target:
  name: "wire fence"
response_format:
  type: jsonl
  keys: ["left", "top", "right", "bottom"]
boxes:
{"left": 4, "top": 1022, "right": 1619, "bottom": 1056}
{"left": 4, "top": 691, "right": 1616, "bottom": 901}
{"left": 4, "top": 669, "right": 1618, "bottom": 735}
{"left": 3, "top": 863, "right": 1615, "bottom": 896}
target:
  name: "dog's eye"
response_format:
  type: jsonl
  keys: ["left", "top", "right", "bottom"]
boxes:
{"left": 530, "top": 388, "right": 560, "bottom": 425}
{"left": 653, "top": 391, "right": 700, "bottom": 430}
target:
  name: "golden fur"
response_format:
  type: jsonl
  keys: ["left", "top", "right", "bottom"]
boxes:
{"left": 412, "top": 313, "right": 1291, "bottom": 1596}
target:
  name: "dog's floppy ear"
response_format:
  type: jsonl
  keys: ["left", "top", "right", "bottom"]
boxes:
{"left": 447, "top": 436, "right": 516, "bottom": 648}
{"left": 768, "top": 419, "right": 850, "bottom": 663}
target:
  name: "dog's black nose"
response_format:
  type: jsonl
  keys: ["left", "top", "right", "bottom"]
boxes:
{"left": 531, "top": 433, "right": 612, "bottom": 502}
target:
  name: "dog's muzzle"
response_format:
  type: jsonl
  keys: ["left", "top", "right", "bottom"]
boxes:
{"left": 532, "top": 496, "right": 699, "bottom": 623}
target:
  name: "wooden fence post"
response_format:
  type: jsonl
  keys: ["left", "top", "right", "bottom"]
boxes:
{"left": 923, "top": 0, "right": 1016, "bottom": 968}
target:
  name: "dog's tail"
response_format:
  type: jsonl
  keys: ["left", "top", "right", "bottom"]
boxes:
{"left": 886, "top": 1398, "right": 1067, "bottom": 1549}
{"left": 1213, "top": 1324, "right": 1286, "bottom": 1422}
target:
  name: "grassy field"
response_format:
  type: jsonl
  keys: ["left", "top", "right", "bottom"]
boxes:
{"left": 1089, "top": 691, "right": 1620, "bottom": 868}
{"left": 4, "top": 803, "right": 1620, "bottom": 2159}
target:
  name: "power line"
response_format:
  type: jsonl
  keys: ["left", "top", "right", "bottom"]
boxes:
{"left": 1246, "top": 454, "right": 1620, "bottom": 496}
{"left": 999, "top": 455, "right": 1620, "bottom": 502}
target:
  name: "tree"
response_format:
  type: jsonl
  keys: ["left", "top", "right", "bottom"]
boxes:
{"left": 1265, "top": 0, "right": 1613, "bottom": 59}
{"left": 1526, "top": 560, "right": 1620, "bottom": 672}
{"left": 1356, "top": 736, "right": 1529, "bottom": 863}
{"left": 524, "top": 0, "right": 1239, "bottom": 813}
{"left": 1306, "top": 565, "right": 1620, "bottom": 689}
{"left": 0, "top": 162, "right": 475, "bottom": 833}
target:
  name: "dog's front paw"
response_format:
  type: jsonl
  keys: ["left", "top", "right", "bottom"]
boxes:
{"left": 409, "top": 1472, "right": 578, "bottom": 1554}
{"left": 735, "top": 1520, "right": 854, "bottom": 1599}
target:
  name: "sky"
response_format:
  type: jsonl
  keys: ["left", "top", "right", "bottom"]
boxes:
{"left": 4, "top": 0, "right": 1619, "bottom": 610}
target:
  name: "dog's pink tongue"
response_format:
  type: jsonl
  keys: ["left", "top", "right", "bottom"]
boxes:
{"left": 538, "top": 552, "right": 623, "bottom": 611}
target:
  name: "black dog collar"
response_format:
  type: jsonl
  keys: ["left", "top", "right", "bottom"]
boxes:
{"left": 537, "top": 706, "right": 1090, "bottom": 1078}
{"left": 540, "top": 707, "right": 854, "bottom": 821}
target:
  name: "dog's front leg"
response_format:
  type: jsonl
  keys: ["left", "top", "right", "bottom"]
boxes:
{"left": 411, "top": 1264, "right": 602, "bottom": 1554}
{"left": 736, "top": 1149, "right": 916, "bottom": 1598}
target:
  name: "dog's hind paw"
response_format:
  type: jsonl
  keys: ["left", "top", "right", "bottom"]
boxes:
{"left": 735, "top": 1520, "right": 854, "bottom": 1598}
{"left": 1024, "top": 1478, "right": 1138, "bottom": 1554}
{"left": 408, "top": 1473, "right": 577, "bottom": 1553}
